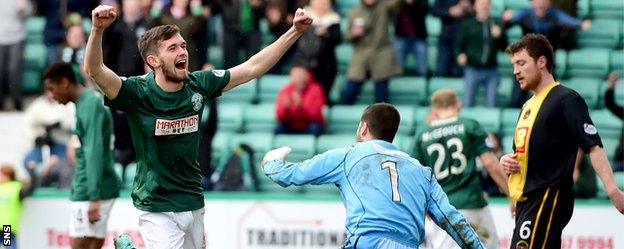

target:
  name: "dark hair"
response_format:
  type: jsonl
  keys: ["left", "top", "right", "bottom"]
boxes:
{"left": 505, "top": 33, "right": 554, "bottom": 73}
{"left": 43, "top": 62, "right": 78, "bottom": 84}
{"left": 137, "top": 24, "right": 181, "bottom": 68}
{"left": 360, "top": 103, "right": 400, "bottom": 143}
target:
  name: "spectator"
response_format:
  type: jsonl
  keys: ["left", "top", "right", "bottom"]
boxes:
{"left": 551, "top": 0, "right": 579, "bottom": 50}
{"left": 503, "top": 0, "right": 591, "bottom": 107}
{"left": 56, "top": 24, "right": 89, "bottom": 84}
{"left": 341, "top": 0, "right": 403, "bottom": 105}
{"left": 22, "top": 91, "right": 75, "bottom": 170}
{"left": 219, "top": 0, "right": 266, "bottom": 68}
{"left": 456, "top": 0, "right": 506, "bottom": 107}
{"left": 432, "top": 0, "right": 472, "bottom": 77}
{"left": 37, "top": 0, "right": 97, "bottom": 65}
{"left": 291, "top": 0, "right": 341, "bottom": 103}
{"left": 0, "top": 0, "right": 31, "bottom": 111}
{"left": 151, "top": 0, "right": 209, "bottom": 71}
{"left": 275, "top": 66, "right": 325, "bottom": 136}
{"left": 36, "top": 154, "right": 74, "bottom": 189}
{"left": 605, "top": 73, "right": 623, "bottom": 171}
{"left": 0, "top": 164, "right": 37, "bottom": 249}
{"left": 103, "top": 0, "right": 149, "bottom": 76}
{"left": 265, "top": 0, "right": 303, "bottom": 73}
{"left": 393, "top": 0, "right": 428, "bottom": 77}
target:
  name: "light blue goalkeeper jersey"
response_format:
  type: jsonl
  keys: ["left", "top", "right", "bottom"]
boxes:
{"left": 263, "top": 140, "right": 484, "bottom": 249}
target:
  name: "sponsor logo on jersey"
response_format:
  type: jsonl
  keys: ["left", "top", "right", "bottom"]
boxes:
{"left": 191, "top": 93, "right": 203, "bottom": 111}
{"left": 212, "top": 70, "right": 225, "bottom": 77}
{"left": 154, "top": 115, "right": 199, "bottom": 136}
{"left": 515, "top": 240, "right": 529, "bottom": 249}
{"left": 583, "top": 123, "right": 597, "bottom": 135}
{"left": 514, "top": 127, "right": 529, "bottom": 153}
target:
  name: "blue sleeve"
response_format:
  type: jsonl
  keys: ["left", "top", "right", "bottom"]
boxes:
{"left": 425, "top": 170, "right": 484, "bottom": 249}
{"left": 263, "top": 147, "right": 349, "bottom": 187}
{"left": 509, "top": 9, "right": 529, "bottom": 25}
{"left": 553, "top": 9, "right": 582, "bottom": 28}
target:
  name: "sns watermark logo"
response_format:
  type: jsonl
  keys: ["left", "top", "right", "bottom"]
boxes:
{"left": 2, "top": 225, "right": 10, "bottom": 246}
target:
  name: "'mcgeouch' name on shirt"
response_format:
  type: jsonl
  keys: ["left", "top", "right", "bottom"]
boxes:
{"left": 421, "top": 124, "right": 465, "bottom": 143}
{"left": 154, "top": 115, "right": 199, "bottom": 136}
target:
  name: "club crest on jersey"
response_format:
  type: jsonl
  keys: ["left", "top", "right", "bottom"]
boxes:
{"left": 191, "top": 93, "right": 203, "bottom": 111}
{"left": 583, "top": 123, "right": 597, "bottom": 135}
{"left": 212, "top": 70, "right": 225, "bottom": 77}
{"left": 522, "top": 109, "right": 531, "bottom": 119}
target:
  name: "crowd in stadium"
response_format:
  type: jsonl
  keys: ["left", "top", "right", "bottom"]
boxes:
{"left": 1, "top": 0, "right": 622, "bottom": 199}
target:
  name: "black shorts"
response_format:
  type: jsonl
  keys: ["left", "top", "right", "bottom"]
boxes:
{"left": 510, "top": 187, "right": 574, "bottom": 249}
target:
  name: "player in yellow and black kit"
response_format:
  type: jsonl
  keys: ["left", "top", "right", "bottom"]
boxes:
{"left": 500, "top": 34, "right": 624, "bottom": 249}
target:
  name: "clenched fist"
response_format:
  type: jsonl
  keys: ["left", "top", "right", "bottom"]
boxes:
{"left": 91, "top": 5, "right": 117, "bottom": 32}
{"left": 292, "top": 8, "right": 313, "bottom": 33}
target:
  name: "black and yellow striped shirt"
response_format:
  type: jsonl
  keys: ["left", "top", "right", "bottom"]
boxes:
{"left": 509, "top": 82, "right": 603, "bottom": 201}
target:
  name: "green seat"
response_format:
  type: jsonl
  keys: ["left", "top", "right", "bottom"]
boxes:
{"left": 394, "top": 135, "right": 414, "bottom": 153}
{"left": 497, "top": 52, "right": 513, "bottom": 76}
{"left": 414, "top": 107, "right": 431, "bottom": 135}
{"left": 502, "top": 134, "right": 515, "bottom": 154}
{"left": 335, "top": 44, "right": 354, "bottom": 73}
{"left": 259, "top": 19, "right": 274, "bottom": 46}
{"left": 22, "top": 70, "right": 42, "bottom": 94}
{"left": 426, "top": 15, "right": 441, "bottom": 47}
{"left": 273, "top": 134, "right": 317, "bottom": 162}
{"left": 491, "top": 0, "right": 505, "bottom": 17}
{"left": 353, "top": 81, "right": 376, "bottom": 105}
{"left": 427, "top": 77, "right": 464, "bottom": 101}
{"left": 590, "top": 109, "right": 623, "bottom": 138}
{"left": 598, "top": 78, "right": 624, "bottom": 108}
{"left": 26, "top": 17, "right": 45, "bottom": 43}
{"left": 230, "top": 132, "right": 274, "bottom": 166}
{"left": 208, "top": 46, "right": 223, "bottom": 69}
{"left": 243, "top": 103, "right": 276, "bottom": 133}
{"left": 330, "top": 74, "right": 347, "bottom": 104}
{"left": 497, "top": 77, "right": 515, "bottom": 107}
{"left": 389, "top": 77, "right": 428, "bottom": 105}
{"left": 217, "top": 104, "right": 243, "bottom": 132}
{"left": 591, "top": 0, "right": 624, "bottom": 19}
{"left": 506, "top": 26, "right": 523, "bottom": 44}
{"left": 211, "top": 132, "right": 234, "bottom": 162}
{"left": 428, "top": 45, "right": 437, "bottom": 74}
{"left": 219, "top": 79, "right": 257, "bottom": 103}
{"left": 563, "top": 78, "right": 601, "bottom": 109}
{"left": 567, "top": 48, "right": 610, "bottom": 78}
{"left": 577, "top": 19, "right": 621, "bottom": 48}
{"left": 24, "top": 43, "right": 47, "bottom": 71}
{"left": 611, "top": 50, "right": 623, "bottom": 72}
{"left": 328, "top": 105, "right": 368, "bottom": 134}
{"left": 316, "top": 134, "right": 355, "bottom": 153}
{"left": 396, "top": 105, "right": 416, "bottom": 135}
{"left": 338, "top": 0, "right": 360, "bottom": 16}
{"left": 601, "top": 137, "right": 620, "bottom": 162}
{"left": 555, "top": 50, "right": 567, "bottom": 78}
{"left": 576, "top": 0, "right": 590, "bottom": 18}
{"left": 501, "top": 108, "right": 521, "bottom": 136}
{"left": 258, "top": 74, "right": 289, "bottom": 103}
{"left": 460, "top": 107, "right": 502, "bottom": 133}
{"left": 504, "top": 0, "right": 531, "bottom": 10}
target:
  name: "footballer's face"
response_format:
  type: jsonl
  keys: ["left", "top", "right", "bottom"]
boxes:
{"left": 44, "top": 78, "right": 71, "bottom": 105}
{"left": 156, "top": 33, "right": 188, "bottom": 83}
{"left": 511, "top": 49, "right": 541, "bottom": 91}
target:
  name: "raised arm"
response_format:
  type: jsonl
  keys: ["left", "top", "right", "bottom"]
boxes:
{"left": 224, "top": 8, "right": 312, "bottom": 91}
{"left": 262, "top": 147, "right": 348, "bottom": 187}
{"left": 588, "top": 146, "right": 624, "bottom": 214}
{"left": 84, "top": 5, "right": 122, "bottom": 99}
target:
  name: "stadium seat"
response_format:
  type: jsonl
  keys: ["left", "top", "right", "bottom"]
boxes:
{"left": 273, "top": 134, "right": 317, "bottom": 162}
{"left": 426, "top": 15, "right": 441, "bottom": 47}
{"left": 337, "top": 0, "right": 360, "bottom": 16}
{"left": 327, "top": 105, "right": 368, "bottom": 134}
{"left": 230, "top": 132, "right": 274, "bottom": 166}
{"left": 22, "top": 70, "right": 42, "bottom": 94}
{"left": 504, "top": 0, "right": 531, "bottom": 11}
{"left": 598, "top": 77, "right": 624, "bottom": 108}
{"left": 24, "top": 43, "right": 47, "bottom": 71}
{"left": 211, "top": 132, "right": 234, "bottom": 162}
{"left": 208, "top": 46, "right": 223, "bottom": 69}
{"left": 316, "top": 134, "right": 356, "bottom": 153}
{"left": 506, "top": 26, "right": 523, "bottom": 44}
{"left": 576, "top": 0, "right": 590, "bottom": 18}
{"left": 601, "top": 137, "right": 620, "bottom": 162}
{"left": 218, "top": 79, "right": 257, "bottom": 104}
{"left": 501, "top": 108, "right": 521, "bottom": 136}
{"left": 353, "top": 81, "right": 376, "bottom": 105}
{"left": 394, "top": 135, "right": 415, "bottom": 153}
{"left": 329, "top": 74, "right": 347, "bottom": 104}
{"left": 567, "top": 48, "right": 610, "bottom": 78}
{"left": 497, "top": 52, "right": 513, "bottom": 76}
{"left": 563, "top": 78, "right": 601, "bottom": 109}
{"left": 502, "top": 134, "right": 515, "bottom": 154}
{"left": 414, "top": 107, "right": 431, "bottom": 135}
{"left": 427, "top": 77, "right": 464, "bottom": 101}
{"left": 389, "top": 77, "right": 428, "bottom": 106}
{"left": 590, "top": 109, "right": 623, "bottom": 138}
{"left": 591, "top": 0, "right": 624, "bottom": 19}
{"left": 460, "top": 107, "right": 502, "bottom": 133}
{"left": 428, "top": 45, "right": 437, "bottom": 74}
{"left": 396, "top": 105, "right": 416, "bottom": 135}
{"left": 242, "top": 103, "right": 276, "bottom": 133}
{"left": 491, "top": 0, "right": 505, "bottom": 17}
{"left": 217, "top": 104, "right": 244, "bottom": 132}
{"left": 497, "top": 77, "right": 515, "bottom": 107}
{"left": 335, "top": 44, "right": 354, "bottom": 73}
{"left": 258, "top": 74, "right": 289, "bottom": 103}
{"left": 555, "top": 50, "right": 567, "bottom": 78}
{"left": 259, "top": 19, "right": 274, "bottom": 46}
{"left": 26, "top": 17, "right": 45, "bottom": 43}
{"left": 611, "top": 50, "right": 623, "bottom": 72}
{"left": 577, "top": 19, "right": 621, "bottom": 48}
